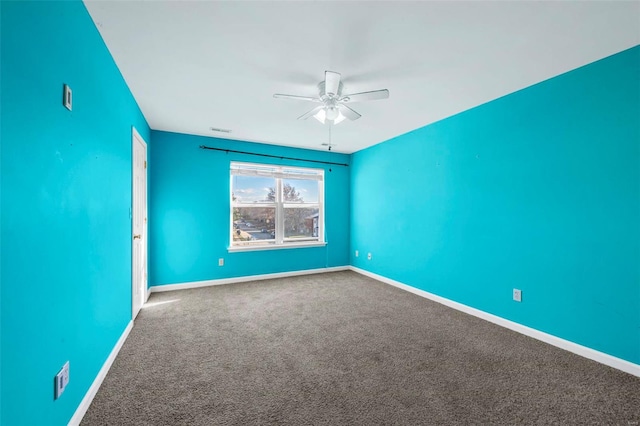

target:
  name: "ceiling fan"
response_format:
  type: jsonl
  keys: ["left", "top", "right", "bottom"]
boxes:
{"left": 274, "top": 71, "right": 389, "bottom": 125}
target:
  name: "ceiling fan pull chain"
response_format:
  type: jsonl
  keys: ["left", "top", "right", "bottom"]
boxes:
{"left": 328, "top": 124, "right": 333, "bottom": 172}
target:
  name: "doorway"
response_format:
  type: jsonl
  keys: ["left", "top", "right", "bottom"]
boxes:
{"left": 132, "top": 127, "right": 148, "bottom": 319}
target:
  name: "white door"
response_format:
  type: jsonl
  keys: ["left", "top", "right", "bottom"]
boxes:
{"left": 132, "top": 128, "right": 148, "bottom": 319}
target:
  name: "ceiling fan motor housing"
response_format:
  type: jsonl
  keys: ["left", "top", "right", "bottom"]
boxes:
{"left": 318, "top": 81, "right": 344, "bottom": 99}
{"left": 318, "top": 80, "right": 343, "bottom": 120}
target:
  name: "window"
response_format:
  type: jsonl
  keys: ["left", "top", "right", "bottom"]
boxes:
{"left": 230, "top": 162, "right": 324, "bottom": 250}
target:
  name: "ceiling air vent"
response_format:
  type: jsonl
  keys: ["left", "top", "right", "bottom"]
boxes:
{"left": 210, "top": 127, "right": 232, "bottom": 133}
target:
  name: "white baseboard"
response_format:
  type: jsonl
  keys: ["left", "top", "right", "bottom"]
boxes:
{"left": 68, "top": 321, "right": 134, "bottom": 426}
{"left": 349, "top": 266, "right": 640, "bottom": 378}
{"left": 149, "top": 266, "right": 350, "bottom": 293}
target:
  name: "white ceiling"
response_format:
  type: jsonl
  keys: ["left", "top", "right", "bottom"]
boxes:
{"left": 84, "top": 1, "right": 639, "bottom": 154}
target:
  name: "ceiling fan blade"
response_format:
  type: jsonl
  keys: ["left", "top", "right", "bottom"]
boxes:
{"left": 341, "top": 89, "right": 389, "bottom": 103}
{"left": 274, "top": 94, "right": 320, "bottom": 102}
{"left": 324, "top": 71, "right": 341, "bottom": 96}
{"left": 338, "top": 104, "right": 361, "bottom": 121}
{"left": 297, "top": 106, "right": 324, "bottom": 120}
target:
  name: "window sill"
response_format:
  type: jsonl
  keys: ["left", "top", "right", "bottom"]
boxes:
{"left": 228, "top": 241, "right": 327, "bottom": 253}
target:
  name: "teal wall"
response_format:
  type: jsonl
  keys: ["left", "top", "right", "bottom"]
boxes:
{"left": 149, "top": 131, "right": 351, "bottom": 286}
{"left": 1, "top": 1, "right": 150, "bottom": 424}
{"left": 351, "top": 47, "right": 640, "bottom": 365}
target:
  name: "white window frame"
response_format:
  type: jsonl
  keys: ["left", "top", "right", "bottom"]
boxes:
{"left": 229, "top": 162, "right": 325, "bottom": 252}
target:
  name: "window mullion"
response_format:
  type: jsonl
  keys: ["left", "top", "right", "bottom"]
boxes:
{"left": 276, "top": 177, "right": 283, "bottom": 244}
{"left": 318, "top": 179, "right": 324, "bottom": 243}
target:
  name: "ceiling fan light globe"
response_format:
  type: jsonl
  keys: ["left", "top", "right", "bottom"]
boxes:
{"left": 334, "top": 112, "right": 346, "bottom": 124}
{"left": 314, "top": 108, "right": 326, "bottom": 124}
{"left": 326, "top": 106, "right": 339, "bottom": 121}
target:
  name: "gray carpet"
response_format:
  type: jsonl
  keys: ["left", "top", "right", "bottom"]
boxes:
{"left": 82, "top": 271, "right": 640, "bottom": 425}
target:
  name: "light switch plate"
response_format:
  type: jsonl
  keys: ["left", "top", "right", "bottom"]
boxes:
{"left": 63, "top": 84, "right": 72, "bottom": 111}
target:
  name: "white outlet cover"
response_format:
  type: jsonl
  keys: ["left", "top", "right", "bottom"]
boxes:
{"left": 355, "top": 250, "right": 359, "bottom": 257}
{"left": 367, "top": 253, "right": 372, "bottom": 260}
{"left": 218, "top": 258, "right": 224, "bottom": 266}
{"left": 513, "top": 289, "right": 522, "bottom": 302}
{"left": 55, "top": 361, "right": 70, "bottom": 399}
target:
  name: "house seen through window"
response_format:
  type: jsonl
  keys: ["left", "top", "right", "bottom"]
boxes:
{"left": 230, "top": 162, "right": 324, "bottom": 248}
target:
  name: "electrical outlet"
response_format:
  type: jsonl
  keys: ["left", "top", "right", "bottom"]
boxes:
{"left": 218, "top": 258, "right": 224, "bottom": 266}
{"left": 355, "top": 250, "right": 359, "bottom": 257}
{"left": 513, "top": 289, "right": 522, "bottom": 302}
{"left": 367, "top": 252, "right": 372, "bottom": 260}
{"left": 54, "top": 361, "right": 70, "bottom": 399}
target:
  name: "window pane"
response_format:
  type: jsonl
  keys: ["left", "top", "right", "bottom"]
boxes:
{"left": 282, "top": 178, "right": 318, "bottom": 203}
{"left": 233, "top": 207, "right": 275, "bottom": 241}
{"left": 284, "top": 207, "right": 319, "bottom": 239}
{"left": 232, "top": 175, "right": 275, "bottom": 204}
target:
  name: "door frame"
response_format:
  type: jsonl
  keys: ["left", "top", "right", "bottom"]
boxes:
{"left": 132, "top": 126, "right": 148, "bottom": 320}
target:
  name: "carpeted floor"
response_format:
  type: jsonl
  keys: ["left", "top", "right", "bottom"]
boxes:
{"left": 82, "top": 271, "right": 640, "bottom": 425}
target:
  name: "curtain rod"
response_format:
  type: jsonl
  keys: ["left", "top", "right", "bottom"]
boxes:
{"left": 199, "top": 145, "right": 349, "bottom": 167}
